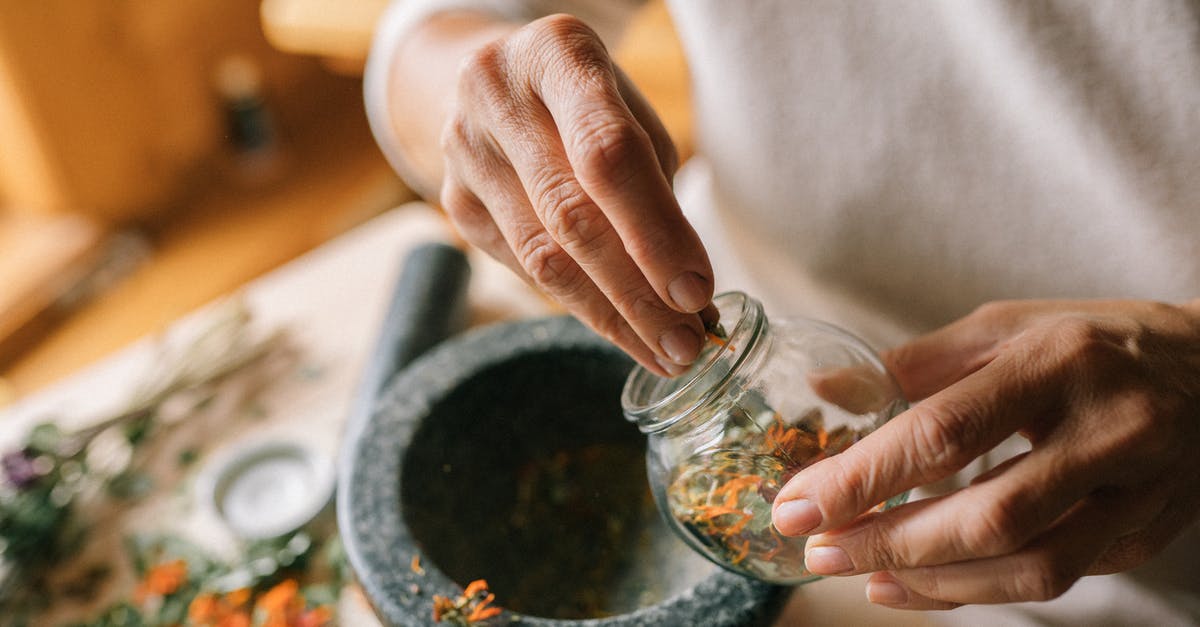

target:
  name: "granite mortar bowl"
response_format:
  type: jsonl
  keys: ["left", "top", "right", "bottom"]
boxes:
{"left": 339, "top": 316, "right": 782, "bottom": 626}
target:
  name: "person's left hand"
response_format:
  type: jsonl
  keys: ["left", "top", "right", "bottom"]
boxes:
{"left": 770, "top": 299, "right": 1200, "bottom": 609}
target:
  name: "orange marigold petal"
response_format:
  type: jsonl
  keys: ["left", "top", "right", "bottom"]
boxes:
{"left": 732, "top": 539, "right": 751, "bottom": 564}
{"left": 188, "top": 594, "right": 220, "bottom": 622}
{"left": 467, "top": 593, "right": 500, "bottom": 622}
{"left": 141, "top": 559, "right": 189, "bottom": 597}
{"left": 463, "top": 579, "right": 489, "bottom": 597}
{"left": 479, "top": 606, "right": 503, "bottom": 620}
{"left": 696, "top": 505, "right": 746, "bottom": 518}
{"left": 255, "top": 579, "right": 300, "bottom": 614}
{"left": 468, "top": 604, "right": 503, "bottom": 622}
{"left": 724, "top": 513, "right": 753, "bottom": 535}
{"left": 225, "top": 587, "right": 252, "bottom": 608}
{"left": 217, "top": 613, "right": 251, "bottom": 627}
{"left": 432, "top": 595, "right": 454, "bottom": 621}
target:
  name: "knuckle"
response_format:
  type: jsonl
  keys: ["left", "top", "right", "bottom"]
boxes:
{"left": 438, "top": 181, "right": 474, "bottom": 221}
{"left": 622, "top": 224, "right": 678, "bottom": 265}
{"left": 1108, "top": 391, "right": 1177, "bottom": 462}
{"left": 969, "top": 300, "right": 1017, "bottom": 325}
{"left": 570, "top": 112, "right": 646, "bottom": 188}
{"left": 440, "top": 195, "right": 493, "bottom": 244}
{"left": 1049, "top": 318, "right": 1117, "bottom": 364}
{"left": 610, "top": 285, "right": 670, "bottom": 323}
{"left": 458, "top": 41, "right": 507, "bottom": 90}
{"left": 909, "top": 566, "right": 949, "bottom": 601}
{"left": 517, "top": 233, "right": 582, "bottom": 293}
{"left": 822, "top": 448, "right": 882, "bottom": 516}
{"left": 440, "top": 112, "right": 503, "bottom": 171}
{"left": 588, "top": 310, "right": 628, "bottom": 346}
{"left": 1013, "top": 553, "right": 1078, "bottom": 601}
{"left": 905, "top": 402, "right": 981, "bottom": 480}
{"left": 855, "top": 525, "right": 909, "bottom": 571}
{"left": 1138, "top": 300, "right": 1184, "bottom": 325}
{"left": 1097, "top": 534, "right": 1157, "bottom": 573}
{"left": 530, "top": 171, "right": 611, "bottom": 253}
{"left": 856, "top": 542, "right": 896, "bottom": 573}
{"left": 439, "top": 113, "right": 471, "bottom": 156}
{"left": 457, "top": 42, "right": 518, "bottom": 113}
{"left": 532, "top": 13, "right": 604, "bottom": 57}
{"left": 961, "top": 496, "right": 1028, "bottom": 556}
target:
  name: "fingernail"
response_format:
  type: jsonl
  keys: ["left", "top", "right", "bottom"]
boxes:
{"left": 654, "top": 356, "right": 685, "bottom": 377}
{"left": 659, "top": 325, "right": 702, "bottom": 364}
{"left": 805, "top": 546, "right": 854, "bottom": 575}
{"left": 667, "top": 272, "right": 710, "bottom": 313}
{"left": 773, "top": 499, "right": 822, "bottom": 535}
{"left": 867, "top": 578, "right": 909, "bottom": 606}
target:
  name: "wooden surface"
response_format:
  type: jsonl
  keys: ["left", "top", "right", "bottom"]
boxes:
{"left": 0, "top": 0, "right": 327, "bottom": 222}
{"left": 0, "top": 77, "right": 409, "bottom": 402}
{"left": 260, "top": 0, "right": 392, "bottom": 69}
{"left": 0, "top": 214, "right": 106, "bottom": 369}
{"left": 0, "top": 205, "right": 552, "bottom": 626}
{"left": 0, "top": 0, "right": 691, "bottom": 405}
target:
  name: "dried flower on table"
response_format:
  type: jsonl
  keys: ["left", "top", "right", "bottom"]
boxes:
{"left": 83, "top": 532, "right": 340, "bottom": 627}
{"left": 133, "top": 558, "right": 188, "bottom": 603}
{"left": 0, "top": 301, "right": 299, "bottom": 620}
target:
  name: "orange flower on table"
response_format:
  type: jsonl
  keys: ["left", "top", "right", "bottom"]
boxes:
{"left": 188, "top": 594, "right": 221, "bottom": 622}
{"left": 256, "top": 579, "right": 305, "bottom": 627}
{"left": 188, "top": 580, "right": 333, "bottom": 627}
{"left": 134, "top": 559, "right": 189, "bottom": 603}
{"left": 188, "top": 588, "right": 253, "bottom": 627}
{"left": 216, "top": 613, "right": 252, "bottom": 627}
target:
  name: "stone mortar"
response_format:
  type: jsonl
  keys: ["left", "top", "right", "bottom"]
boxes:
{"left": 339, "top": 316, "right": 783, "bottom": 626}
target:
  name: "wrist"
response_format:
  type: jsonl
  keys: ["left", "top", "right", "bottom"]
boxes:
{"left": 379, "top": 11, "right": 520, "bottom": 198}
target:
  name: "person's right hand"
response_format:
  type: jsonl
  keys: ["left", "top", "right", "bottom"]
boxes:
{"left": 437, "top": 13, "right": 714, "bottom": 376}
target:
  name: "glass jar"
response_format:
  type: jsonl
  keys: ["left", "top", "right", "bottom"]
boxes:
{"left": 621, "top": 291, "right": 909, "bottom": 584}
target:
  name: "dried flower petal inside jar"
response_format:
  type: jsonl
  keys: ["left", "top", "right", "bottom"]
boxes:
{"left": 622, "top": 291, "right": 909, "bottom": 584}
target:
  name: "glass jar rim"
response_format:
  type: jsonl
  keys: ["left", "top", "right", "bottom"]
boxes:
{"left": 621, "top": 291, "right": 765, "bottom": 433}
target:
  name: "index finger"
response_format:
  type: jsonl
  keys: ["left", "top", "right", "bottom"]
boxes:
{"left": 523, "top": 16, "right": 714, "bottom": 315}
{"left": 773, "top": 347, "right": 1058, "bottom": 536}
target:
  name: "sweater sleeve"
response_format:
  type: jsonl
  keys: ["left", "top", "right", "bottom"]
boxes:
{"left": 364, "top": 0, "right": 645, "bottom": 189}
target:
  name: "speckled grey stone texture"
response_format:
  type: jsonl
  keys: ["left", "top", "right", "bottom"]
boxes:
{"left": 338, "top": 316, "right": 782, "bottom": 626}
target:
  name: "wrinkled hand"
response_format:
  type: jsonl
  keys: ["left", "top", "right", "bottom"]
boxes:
{"left": 771, "top": 299, "right": 1200, "bottom": 609}
{"left": 439, "top": 13, "right": 713, "bottom": 376}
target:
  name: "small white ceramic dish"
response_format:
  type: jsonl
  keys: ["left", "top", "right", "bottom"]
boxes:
{"left": 196, "top": 438, "right": 335, "bottom": 541}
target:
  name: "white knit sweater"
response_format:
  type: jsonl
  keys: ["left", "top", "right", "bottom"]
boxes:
{"left": 366, "top": 2, "right": 1200, "bottom": 625}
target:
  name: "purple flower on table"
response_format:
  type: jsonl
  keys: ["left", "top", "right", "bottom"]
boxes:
{"left": 2, "top": 449, "right": 43, "bottom": 490}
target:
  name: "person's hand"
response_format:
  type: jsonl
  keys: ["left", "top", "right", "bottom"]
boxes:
{"left": 771, "top": 299, "right": 1200, "bottom": 609}
{"left": 438, "top": 13, "right": 714, "bottom": 376}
